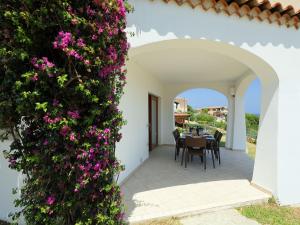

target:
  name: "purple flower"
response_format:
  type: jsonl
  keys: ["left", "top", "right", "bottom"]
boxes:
{"left": 98, "top": 65, "right": 117, "bottom": 78}
{"left": 86, "top": 5, "right": 96, "bottom": 16}
{"left": 84, "top": 60, "right": 90, "bottom": 65}
{"left": 31, "top": 57, "right": 55, "bottom": 71}
{"left": 98, "top": 27, "right": 104, "bottom": 34}
{"left": 76, "top": 38, "right": 86, "bottom": 48}
{"left": 31, "top": 73, "right": 39, "bottom": 81}
{"left": 43, "top": 139, "right": 49, "bottom": 145}
{"left": 60, "top": 125, "right": 71, "bottom": 137}
{"left": 117, "top": 0, "right": 126, "bottom": 17}
{"left": 93, "top": 163, "right": 101, "bottom": 171}
{"left": 46, "top": 196, "right": 55, "bottom": 205}
{"left": 67, "top": 49, "right": 83, "bottom": 61}
{"left": 91, "top": 35, "right": 98, "bottom": 41}
{"left": 42, "top": 57, "right": 55, "bottom": 68}
{"left": 70, "top": 133, "right": 76, "bottom": 142}
{"left": 53, "top": 31, "right": 73, "bottom": 49}
{"left": 104, "top": 128, "right": 110, "bottom": 134}
{"left": 31, "top": 57, "right": 38, "bottom": 65}
{"left": 67, "top": 110, "right": 80, "bottom": 119}
{"left": 79, "top": 165, "right": 85, "bottom": 171}
{"left": 53, "top": 99, "right": 59, "bottom": 106}
{"left": 108, "top": 45, "right": 118, "bottom": 62}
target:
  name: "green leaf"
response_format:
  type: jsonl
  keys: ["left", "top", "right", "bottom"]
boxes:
{"left": 15, "top": 81, "right": 23, "bottom": 90}
{"left": 35, "top": 102, "right": 48, "bottom": 112}
{"left": 57, "top": 74, "right": 68, "bottom": 88}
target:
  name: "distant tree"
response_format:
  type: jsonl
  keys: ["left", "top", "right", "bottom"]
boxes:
{"left": 202, "top": 108, "right": 209, "bottom": 114}
{"left": 187, "top": 105, "right": 196, "bottom": 114}
{"left": 187, "top": 105, "right": 197, "bottom": 121}
{"left": 245, "top": 113, "right": 259, "bottom": 130}
{"left": 196, "top": 113, "right": 215, "bottom": 123}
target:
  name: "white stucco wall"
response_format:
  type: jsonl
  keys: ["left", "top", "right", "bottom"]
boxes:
{"left": 0, "top": 139, "right": 22, "bottom": 222}
{"left": 126, "top": 0, "right": 300, "bottom": 205}
{"left": 116, "top": 60, "right": 164, "bottom": 183}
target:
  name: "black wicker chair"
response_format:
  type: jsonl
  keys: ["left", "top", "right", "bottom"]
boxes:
{"left": 172, "top": 129, "right": 185, "bottom": 161}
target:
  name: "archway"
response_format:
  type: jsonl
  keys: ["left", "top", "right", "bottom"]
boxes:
{"left": 120, "top": 38, "right": 280, "bottom": 222}
{"left": 128, "top": 39, "right": 279, "bottom": 195}
{"left": 174, "top": 88, "right": 228, "bottom": 145}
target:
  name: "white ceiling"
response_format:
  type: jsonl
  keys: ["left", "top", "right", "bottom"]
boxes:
{"left": 133, "top": 48, "right": 249, "bottom": 84}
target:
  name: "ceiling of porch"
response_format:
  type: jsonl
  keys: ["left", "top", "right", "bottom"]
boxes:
{"left": 133, "top": 47, "right": 250, "bottom": 84}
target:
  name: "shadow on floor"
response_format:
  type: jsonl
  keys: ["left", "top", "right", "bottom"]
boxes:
{"left": 122, "top": 146, "right": 267, "bottom": 223}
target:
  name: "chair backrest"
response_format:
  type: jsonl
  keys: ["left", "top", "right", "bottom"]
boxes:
{"left": 214, "top": 130, "right": 220, "bottom": 139}
{"left": 185, "top": 136, "right": 206, "bottom": 148}
{"left": 216, "top": 132, "right": 223, "bottom": 143}
{"left": 196, "top": 127, "right": 204, "bottom": 135}
{"left": 172, "top": 129, "right": 180, "bottom": 141}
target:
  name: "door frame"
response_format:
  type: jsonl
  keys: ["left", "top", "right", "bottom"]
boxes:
{"left": 148, "top": 94, "right": 158, "bottom": 151}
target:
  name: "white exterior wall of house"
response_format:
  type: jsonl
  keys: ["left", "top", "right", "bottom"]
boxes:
{"left": 116, "top": 60, "right": 165, "bottom": 183}
{"left": 0, "top": 139, "right": 23, "bottom": 221}
{"left": 123, "top": 0, "right": 300, "bottom": 205}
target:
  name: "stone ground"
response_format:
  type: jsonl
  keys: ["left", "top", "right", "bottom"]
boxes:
{"left": 122, "top": 146, "right": 270, "bottom": 223}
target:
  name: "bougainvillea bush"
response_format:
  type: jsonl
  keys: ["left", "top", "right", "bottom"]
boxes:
{"left": 0, "top": 0, "right": 131, "bottom": 224}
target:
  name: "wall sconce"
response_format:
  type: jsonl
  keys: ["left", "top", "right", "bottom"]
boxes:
{"left": 230, "top": 87, "right": 235, "bottom": 98}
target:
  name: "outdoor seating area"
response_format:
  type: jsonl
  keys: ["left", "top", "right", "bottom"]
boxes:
{"left": 173, "top": 129, "right": 223, "bottom": 170}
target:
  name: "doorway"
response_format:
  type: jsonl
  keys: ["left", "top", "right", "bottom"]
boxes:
{"left": 148, "top": 94, "right": 158, "bottom": 151}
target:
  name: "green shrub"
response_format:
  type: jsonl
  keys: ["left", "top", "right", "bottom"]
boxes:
{"left": 0, "top": 1, "right": 131, "bottom": 224}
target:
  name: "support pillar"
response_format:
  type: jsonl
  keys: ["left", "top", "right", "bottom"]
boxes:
{"left": 225, "top": 96, "right": 234, "bottom": 149}
{"left": 232, "top": 94, "right": 247, "bottom": 151}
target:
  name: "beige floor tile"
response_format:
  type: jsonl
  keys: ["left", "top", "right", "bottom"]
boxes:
{"left": 122, "top": 146, "right": 270, "bottom": 223}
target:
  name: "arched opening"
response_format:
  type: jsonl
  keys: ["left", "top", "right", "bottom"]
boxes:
{"left": 169, "top": 84, "right": 261, "bottom": 185}
{"left": 121, "top": 39, "right": 279, "bottom": 222}
{"left": 174, "top": 88, "right": 228, "bottom": 146}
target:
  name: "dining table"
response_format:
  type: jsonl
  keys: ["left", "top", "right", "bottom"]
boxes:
{"left": 178, "top": 132, "right": 216, "bottom": 166}
{"left": 179, "top": 132, "right": 216, "bottom": 146}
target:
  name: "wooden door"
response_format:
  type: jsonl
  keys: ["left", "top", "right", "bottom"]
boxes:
{"left": 148, "top": 94, "right": 158, "bottom": 151}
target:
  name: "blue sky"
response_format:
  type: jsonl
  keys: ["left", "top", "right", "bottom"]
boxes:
{"left": 178, "top": 78, "right": 261, "bottom": 115}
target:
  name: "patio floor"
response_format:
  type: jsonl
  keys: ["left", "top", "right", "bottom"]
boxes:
{"left": 122, "top": 146, "right": 270, "bottom": 223}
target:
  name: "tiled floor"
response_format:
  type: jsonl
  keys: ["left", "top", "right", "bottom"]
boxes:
{"left": 122, "top": 146, "right": 270, "bottom": 223}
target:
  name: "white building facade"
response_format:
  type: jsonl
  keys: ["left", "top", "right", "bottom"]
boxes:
{"left": 118, "top": 0, "right": 300, "bottom": 205}
{"left": 1, "top": 0, "right": 300, "bottom": 221}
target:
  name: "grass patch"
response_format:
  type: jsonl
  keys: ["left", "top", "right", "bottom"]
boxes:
{"left": 238, "top": 198, "right": 300, "bottom": 225}
{"left": 0, "top": 220, "right": 10, "bottom": 225}
{"left": 246, "top": 142, "right": 256, "bottom": 159}
{"left": 134, "top": 217, "right": 181, "bottom": 225}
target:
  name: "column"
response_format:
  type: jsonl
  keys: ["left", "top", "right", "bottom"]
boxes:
{"left": 225, "top": 96, "right": 234, "bottom": 149}
{"left": 232, "top": 94, "right": 247, "bottom": 151}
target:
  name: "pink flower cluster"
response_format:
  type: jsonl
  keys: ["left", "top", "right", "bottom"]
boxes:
{"left": 31, "top": 57, "right": 55, "bottom": 71}
{"left": 67, "top": 110, "right": 80, "bottom": 119}
{"left": 73, "top": 127, "right": 112, "bottom": 192}
{"left": 60, "top": 125, "right": 71, "bottom": 137}
{"left": 43, "top": 113, "right": 62, "bottom": 124}
{"left": 76, "top": 38, "right": 86, "bottom": 48}
{"left": 117, "top": 0, "right": 126, "bottom": 17}
{"left": 108, "top": 45, "right": 118, "bottom": 62}
{"left": 46, "top": 195, "right": 56, "bottom": 205}
{"left": 99, "top": 65, "right": 118, "bottom": 78}
{"left": 67, "top": 49, "right": 83, "bottom": 60}
{"left": 86, "top": 5, "right": 96, "bottom": 17}
{"left": 53, "top": 31, "right": 90, "bottom": 64}
{"left": 53, "top": 31, "right": 73, "bottom": 49}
